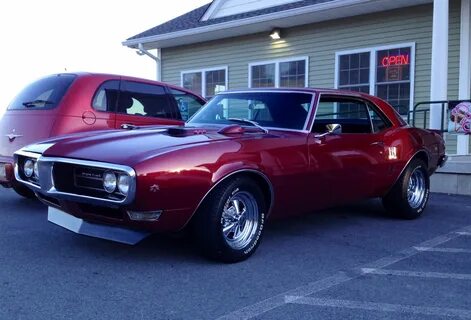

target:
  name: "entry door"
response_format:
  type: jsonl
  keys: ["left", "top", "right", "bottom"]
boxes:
{"left": 308, "top": 95, "right": 390, "bottom": 205}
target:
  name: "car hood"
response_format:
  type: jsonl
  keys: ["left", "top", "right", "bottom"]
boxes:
{"left": 25, "top": 125, "right": 265, "bottom": 166}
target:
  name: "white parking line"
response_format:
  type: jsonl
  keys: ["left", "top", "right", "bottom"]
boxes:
{"left": 216, "top": 225, "right": 471, "bottom": 320}
{"left": 361, "top": 268, "right": 471, "bottom": 280}
{"left": 285, "top": 296, "right": 471, "bottom": 319}
{"left": 414, "top": 247, "right": 471, "bottom": 253}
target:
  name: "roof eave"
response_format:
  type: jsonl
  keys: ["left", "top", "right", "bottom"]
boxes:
{"left": 122, "top": 0, "right": 432, "bottom": 49}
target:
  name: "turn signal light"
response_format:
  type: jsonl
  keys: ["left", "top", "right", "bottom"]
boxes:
{"left": 127, "top": 210, "right": 162, "bottom": 222}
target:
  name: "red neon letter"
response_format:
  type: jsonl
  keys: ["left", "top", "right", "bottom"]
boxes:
{"left": 382, "top": 57, "right": 389, "bottom": 67}
{"left": 401, "top": 55, "right": 409, "bottom": 65}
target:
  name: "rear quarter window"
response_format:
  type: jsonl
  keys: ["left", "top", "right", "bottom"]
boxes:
{"left": 8, "top": 74, "right": 77, "bottom": 110}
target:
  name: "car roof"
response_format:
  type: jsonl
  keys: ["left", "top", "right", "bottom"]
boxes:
{"left": 44, "top": 72, "right": 206, "bottom": 101}
{"left": 220, "top": 87, "right": 375, "bottom": 99}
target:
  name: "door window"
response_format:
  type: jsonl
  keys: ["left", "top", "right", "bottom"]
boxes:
{"left": 117, "top": 81, "right": 180, "bottom": 119}
{"left": 169, "top": 89, "right": 205, "bottom": 121}
{"left": 313, "top": 96, "right": 372, "bottom": 134}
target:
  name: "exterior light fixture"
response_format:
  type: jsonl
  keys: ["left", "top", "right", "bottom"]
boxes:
{"left": 270, "top": 28, "right": 281, "bottom": 40}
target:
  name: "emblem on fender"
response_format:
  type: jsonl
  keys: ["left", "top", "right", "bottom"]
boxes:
{"left": 150, "top": 184, "right": 160, "bottom": 192}
{"left": 6, "top": 129, "right": 23, "bottom": 142}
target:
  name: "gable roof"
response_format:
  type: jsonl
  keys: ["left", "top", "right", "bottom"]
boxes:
{"left": 123, "top": 0, "right": 432, "bottom": 49}
{"left": 126, "top": 0, "right": 333, "bottom": 42}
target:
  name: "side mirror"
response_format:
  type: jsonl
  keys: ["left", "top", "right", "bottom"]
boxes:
{"left": 315, "top": 123, "right": 342, "bottom": 138}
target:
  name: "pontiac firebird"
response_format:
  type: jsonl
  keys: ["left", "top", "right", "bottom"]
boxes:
{"left": 14, "top": 88, "right": 447, "bottom": 262}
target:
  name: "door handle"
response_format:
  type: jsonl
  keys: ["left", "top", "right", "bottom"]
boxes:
{"left": 371, "top": 141, "right": 385, "bottom": 147}
{"left": 121, "top": 123, "right": 138, "bottom": 130}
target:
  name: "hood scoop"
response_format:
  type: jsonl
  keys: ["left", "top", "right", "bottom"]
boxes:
{"left": 218, "top": 125, "right": 245, "bottom": 135}
{"left": 166, "top": 127, "right": 207, "bottom": 137}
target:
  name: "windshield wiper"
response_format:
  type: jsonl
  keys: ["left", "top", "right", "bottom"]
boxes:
{"left": 227, "top": 118, "right": 268, "bottom": 133}
{"left": 22, "top": 99, "right": 54, "bottom": 108}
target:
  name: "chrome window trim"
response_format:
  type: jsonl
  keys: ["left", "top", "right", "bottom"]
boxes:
{"left": 307, "top": 92, "right": 322, "bottom": 133}
{"left": 309, "top": 93, "right": 378, "bottom": 134}
{"left": 190, "top": 90, "right": 316, "bottom": 132}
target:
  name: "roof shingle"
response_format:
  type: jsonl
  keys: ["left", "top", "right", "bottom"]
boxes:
{"left": 127, "top": 0, "right": 335, "bottom": 41}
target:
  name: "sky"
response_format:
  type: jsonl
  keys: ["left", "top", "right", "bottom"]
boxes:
{"left": 0, "top": 0, "right": 210, "bottom": 113}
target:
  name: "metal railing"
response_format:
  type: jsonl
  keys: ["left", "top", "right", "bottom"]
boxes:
{"left": 407, "top": 100, "right": 471, "bottom": 132}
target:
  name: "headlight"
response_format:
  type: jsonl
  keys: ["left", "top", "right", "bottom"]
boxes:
{"left": 118, "top": 174, "right": 130, "bottom": 195}
{"left": 24, "top": 159, "right": 34, "bottom": 178}
{"left": 103, "top": 172, "right": 117, "bottom": 193}
{"left": 33, "top": 161, "right": 39, "bottom": 179}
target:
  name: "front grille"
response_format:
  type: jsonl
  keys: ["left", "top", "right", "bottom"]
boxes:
{"left": 78, "top": 203, "right": 125, "bottom": 220}
{"left": 52, "top": 163, "right": 126, "bottom": 201}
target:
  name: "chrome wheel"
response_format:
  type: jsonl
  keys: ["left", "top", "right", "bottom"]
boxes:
{"left": 221, "top": 191, "right": 259, "bottom": 250}
{"left": 407, "top": 168, "right": 426, "bottom": 209}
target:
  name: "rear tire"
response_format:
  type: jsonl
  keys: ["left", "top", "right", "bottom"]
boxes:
{"left": 193, "top": 176, "right": 266, "bottom": 263}
{"left": 12, "top": 184, "right": 36, "bottom": 199}
{"left": 382, "top": 159, "right": 430, "bottom": 219}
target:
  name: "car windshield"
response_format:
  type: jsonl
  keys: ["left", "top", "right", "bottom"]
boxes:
{"left": 188, "top": 91, "right": 313, "bottom": 130}
{"left": 8, "top": 74, "right": 77, "bottom": 110}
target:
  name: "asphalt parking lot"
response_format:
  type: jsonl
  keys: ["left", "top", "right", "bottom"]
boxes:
{"left": 0, "top": 188, "right": 470, "bottom": 320}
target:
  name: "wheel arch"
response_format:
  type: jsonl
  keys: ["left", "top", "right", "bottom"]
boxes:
{"left": 385, "top": 149, "right": 430, "bottom": 197}
{"left": 186, "top": 169, "right": 275, "bottom": 227}
{"left": 414, "top": 150, "right": 430, "bottom": 170}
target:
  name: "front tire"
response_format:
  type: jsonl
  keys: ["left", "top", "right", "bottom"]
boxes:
{"left": 193, "top": 176, "right": 266, "bottom": 263}
{"left": 382, "top": 159, "right": 430, "bottom": 219}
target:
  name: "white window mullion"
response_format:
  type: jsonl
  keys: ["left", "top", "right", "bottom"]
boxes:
{"left": 202, "top": 71, "right": 206, "bottom": 98}
{"left": 275, "top": 62, "right": 279, "bottom": 87}
{"left": 369, "top": 50, "right": 376, "bottom": 95}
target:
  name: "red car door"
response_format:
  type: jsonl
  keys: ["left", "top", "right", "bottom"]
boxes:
{"left": 115, "top": 80, "right": 184, "bottom": 129}
{"left": 309, "top": 95, "right": 391, "bottom": 205}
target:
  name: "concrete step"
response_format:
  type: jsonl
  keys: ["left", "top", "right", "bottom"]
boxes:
{"left": 431, "top": 155, "right": 471, "bottom": 196}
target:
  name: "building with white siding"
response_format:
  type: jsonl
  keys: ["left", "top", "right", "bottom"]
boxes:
{"left": 123, "top": 0, "right": 471, "bottom": 156}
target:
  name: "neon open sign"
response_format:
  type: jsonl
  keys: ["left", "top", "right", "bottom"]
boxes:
{"left": 382, "top": 54, "right": 410, "bottom": 67}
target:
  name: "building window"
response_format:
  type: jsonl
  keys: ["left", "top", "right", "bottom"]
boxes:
{"left": 251, "top": 64, "right": 276, "bottom": 88}
{"left": 338, "top": 52, "right": 370, "bottom": 93}
{"left": 249, "top": 57, "right": 308, "bottom": 88}
{"left": 376, "top": 47, "right": 411, "bottom": 115}
{"left": 336, "top": 44, "right": 414, "bottom": 116}
{"left": 181, "top": 67, "right": 227, "bottom": 98}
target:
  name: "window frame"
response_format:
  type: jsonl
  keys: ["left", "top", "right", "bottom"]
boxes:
{"left": 180, "top": 66, "right": 228, "bottom": 98}
{"left": 117, "top": 80, "right": 180, "bottom": 119}
{"left": 334, "top": 43, "right": 415, "bottom": 116}
{"left": 248, "top": 56, "right": 309, "bottom": 88}
{"left": 91, "top": 79, "right": 120, "bottom": 113}
{"left": 312, "top": 94, "right": 393, "bottom": 135}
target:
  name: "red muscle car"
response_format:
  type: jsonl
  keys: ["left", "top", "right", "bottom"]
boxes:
{"left": 0, "top": 72, "right": 205, "bottom": 197}
{"left": 14, "top": 89, "right": 447, "bottom": 262}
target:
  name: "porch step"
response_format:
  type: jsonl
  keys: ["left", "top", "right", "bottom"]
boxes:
{"left": 431, "top": 155, "right": 471, "bottom": 196}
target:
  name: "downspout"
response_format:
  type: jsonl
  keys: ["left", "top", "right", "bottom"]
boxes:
{"left": 137, "top": 43, "right": 162, "bottom": 81}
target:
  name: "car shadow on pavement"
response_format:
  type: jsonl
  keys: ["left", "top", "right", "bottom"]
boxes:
{"left": 64, "top": 198, "right": 396, "bottom": 264}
